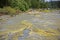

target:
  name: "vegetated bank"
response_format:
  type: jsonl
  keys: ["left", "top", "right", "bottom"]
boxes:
{"left": 0, "top": 0, "right": 60, "bottom": 16}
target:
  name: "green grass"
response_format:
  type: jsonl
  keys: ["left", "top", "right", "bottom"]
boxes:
{"left": 0, "top": 7, "right": 17, "bottom": 16}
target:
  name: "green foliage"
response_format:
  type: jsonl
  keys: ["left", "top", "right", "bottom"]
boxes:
{"left": 43, "top": 9, "right": 51, "bottom": 13}
{"left": 0, "top": 0, "right": 59, "bottom": 13}
{"left": 24, "top": 0, "right": 31, "bottom": 7}
{"left": 0, "top": 7, "right": 17, "bottom": 16}
{"left": 31, "top": 0, "right": 40, "bottom": 8}
{"left": 3, "top": 7, "right": 16, "bottom": 15}
{"left": 29, "top": 0, "right": 48, "bottom": 9}
{"left": 40, "top": 2, "right": 48, "bottom": 8}
{"left": 9, "top": 0, "right": 29, "bottom": 11}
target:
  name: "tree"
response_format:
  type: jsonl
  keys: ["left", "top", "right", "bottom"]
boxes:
{"left": 0, "top": 0, "right": 9, "bottom": 8}
{"left": 31, "top": 0, "right": 40, "bottom": 8}
{"left": 9, "top": 0, "right": 29, "bottom": 11}
{"left": 24, "top": 0, "right": 31, "bottom": 7}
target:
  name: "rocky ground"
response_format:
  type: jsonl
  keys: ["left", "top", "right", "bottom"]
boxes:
{"left": 0, "top": 10, "right": 60, "bottom": 40}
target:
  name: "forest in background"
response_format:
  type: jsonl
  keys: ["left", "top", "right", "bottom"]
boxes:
{"left": 0, "top": 0, "right": 60, "bottom": 16}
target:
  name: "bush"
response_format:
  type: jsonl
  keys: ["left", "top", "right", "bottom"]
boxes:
{"left": 24, "top": 0, "right": 31, "bottom": 7}
{"left": 0, "top": 7, "right": 17, "bottom": 16}
{"left": 3, "top": 7, "right": 17, "bottom": 16}
{"left": 0, "top": 8, "right": 9, "bottom": 15}
{"left": 9, "top": 0, "right": 29, "bottom": 11}
{"left": 31, "top": 0, "right": 40, "bottom": 8}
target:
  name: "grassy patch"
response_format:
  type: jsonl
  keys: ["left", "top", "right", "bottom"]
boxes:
{"left": 0, "top": 7, "right": 20, "bottom": 16}
{"left": 43, "top": 9, "right": 51, "bottom": 13}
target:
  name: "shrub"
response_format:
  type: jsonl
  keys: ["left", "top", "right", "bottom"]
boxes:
{"left": 31, "top": 0, "right": 40, "bottom": 8}
{"left": 9, "top": 0, "right": 29, "bottom": 11}
{"left": 24, "top": 0, "right": 31, "bottom": 7}
{"left": 0, "top": 7, "right": 17, "bottom": 16}
{"left": 3, "top": 7, "right": 17, "bottom": 16}
{"left": 0, "top": 8, "right": 9, "bottom": 15}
